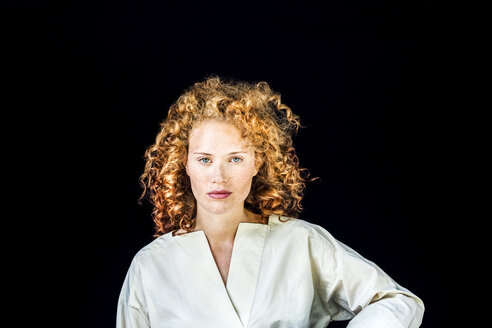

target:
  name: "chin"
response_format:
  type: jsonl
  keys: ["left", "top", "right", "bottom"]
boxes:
{"left": 205, "top": 205, "right": 234, "bottom": 215}
{"left": 200, "top": 199, "right": 244, "bottom": 216}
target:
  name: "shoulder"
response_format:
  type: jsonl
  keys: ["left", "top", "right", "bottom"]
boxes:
{"left": 270, "top": 215, "right": 340, "bottom": 276}
{"left": 271, "top": 214, "right": 334, "bottom": 238}
{"left": 129, "top": 232, "right": 175, "bottom": 268}
{"left": 270, "top": 214, "right": 338, "bottom": 252}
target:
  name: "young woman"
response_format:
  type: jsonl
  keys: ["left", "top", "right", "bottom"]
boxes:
{"left": 117, "top": 76, "right": 424, "bottom": 327}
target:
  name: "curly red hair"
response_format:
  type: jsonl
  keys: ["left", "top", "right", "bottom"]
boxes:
{"left": 140, "top": 75, "right": 314, "bottom": 236}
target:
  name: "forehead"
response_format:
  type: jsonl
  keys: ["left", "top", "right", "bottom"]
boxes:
{"left": 188, "top": 120, "right": 252, "bottom": 152}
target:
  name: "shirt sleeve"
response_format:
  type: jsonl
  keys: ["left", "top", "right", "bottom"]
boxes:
{"left": 311, "top": 225, "right": 425, "bottom": 328}
{"left": 116, "top": 257, "right": 151, "bottom": 328}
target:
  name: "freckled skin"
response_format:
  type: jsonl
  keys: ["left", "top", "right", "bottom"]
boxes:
{"left": 185, "top": 120, "right": 259, "bottom": 220}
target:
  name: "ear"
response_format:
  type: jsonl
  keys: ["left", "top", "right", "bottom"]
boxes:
{"left": 185, "top": 159, "right": 190, "bottom": 176}
{"left": 253, "top": 154, "right": 264, "bottom": 177}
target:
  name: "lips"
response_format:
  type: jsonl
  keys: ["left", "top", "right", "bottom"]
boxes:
{"left": 207, "top": 190, "right": 232, "bottom": 199}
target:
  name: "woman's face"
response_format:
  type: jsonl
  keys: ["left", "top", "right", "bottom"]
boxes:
{"left": 185, "top": 120, "right": 259, "bottom": 218}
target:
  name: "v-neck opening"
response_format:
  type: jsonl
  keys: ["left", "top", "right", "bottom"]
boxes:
{"left": 198, "top": 218, "right": 269, "bottom": 287}
{"left": 172, "top": 214, "right": 275, "bottom": 327}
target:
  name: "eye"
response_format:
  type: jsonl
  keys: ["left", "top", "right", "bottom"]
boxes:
{"left": 198, "top": 158, "right": 211, "bottom": 164}
{"left": 231, "top": 157, "right": 243, "bottom": 163}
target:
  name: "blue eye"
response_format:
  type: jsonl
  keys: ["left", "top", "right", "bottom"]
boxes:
{"left": 199, "top": 158, "right": 211, "bottom": 164}
{"left": 231, "top": 157, "right": 242, "bottom": 163}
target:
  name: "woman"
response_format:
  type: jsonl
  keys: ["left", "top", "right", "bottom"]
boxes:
{"left": 117, "top": 76, "right": 424, "bottom": 327}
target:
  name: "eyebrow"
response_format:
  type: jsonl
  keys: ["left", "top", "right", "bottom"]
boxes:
{"left": 192, "top": 151, "right": 247, "bottom": 156}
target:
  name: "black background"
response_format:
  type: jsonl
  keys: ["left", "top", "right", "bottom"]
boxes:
{"left": 5, "top": 1, "right": 453, "bottom": 327}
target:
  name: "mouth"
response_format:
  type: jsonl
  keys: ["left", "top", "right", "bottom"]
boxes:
{"left": 207, "top": 190, "right": 232, "bottom": 199}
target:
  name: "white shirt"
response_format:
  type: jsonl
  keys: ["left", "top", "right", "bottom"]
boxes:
{"left": 117, "top": 214, "right": 424, "bottom": 327}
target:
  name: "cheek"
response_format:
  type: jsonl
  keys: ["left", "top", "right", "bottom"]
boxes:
{"left": 190, "top": 174, "right": 205, "bottom": 188}
{"left": 187, "top": 165, "right": 205, "bottom": 188}
{"left": 235, "top": 168, "right": 256, "bottom": 187}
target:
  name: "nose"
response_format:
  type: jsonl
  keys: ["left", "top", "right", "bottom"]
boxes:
{"left": 212, "top": 162, "right": 227, "bottom": 183}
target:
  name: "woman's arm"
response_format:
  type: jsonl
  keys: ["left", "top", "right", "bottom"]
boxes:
{"left": 312, "top": 225, "right": 424, "bottom": 327}
{"left": 344, "top": 293, "right": 424, "bottom": 328}
{"left": 116, "top": 258, "right": 151, "bottom": 328}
